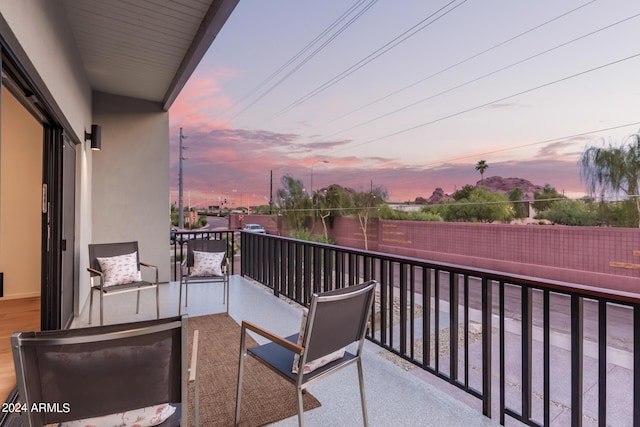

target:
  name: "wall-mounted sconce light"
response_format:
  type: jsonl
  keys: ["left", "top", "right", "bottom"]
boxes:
{"left": 85, "top": 124, "right": 102, "bottom": 151}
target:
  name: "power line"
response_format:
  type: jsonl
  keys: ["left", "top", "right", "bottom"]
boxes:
{"left": 269, "top": 195, "right": 639, "bottom": 215}
{"left": 327, "top": 51, "right": 640, "bottom": 158}
{"left": 324, "top": 8, "right": 639, "bottom": 139}
{"left": 331, "top": 121, "right": 640, "bottom": 187}
{"left": 219, "top": 0, "right": 370, "bottom": 117}
{"left": 262, "top": 0, "right": 470, "bottom": 123}
{"left": 318, "top": 0, "right": 598, "bottom": 129}
{"left": 229, "top": 0, "right": 378, "bottom": 120}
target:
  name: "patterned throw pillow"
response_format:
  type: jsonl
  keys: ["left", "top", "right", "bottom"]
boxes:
{"left": 191, "top": 251, "right": 225, "bottom": 277}
{"left": 96, "top": 252, "right": 142, "bottom": 287}
{"left": 292, "top": 308, "right": 345, "bottom": 374}
{"left": 59, "top": 403, "right": 176, "bottom": 427}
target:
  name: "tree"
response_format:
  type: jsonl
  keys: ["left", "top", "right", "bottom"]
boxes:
{"left": 452, "top": 185, "right": 476, "bottom": 201}
{"left": 536, "top": 200, "right": 595, "bottom": 226}
{"left": 507, "top": 187, "right": 528, "bottom": 219}
{"left": 441, "top": 187, "right": 513, "bottom": 223}
{"left": 276, "top": 175, "right": 311, "bottom": 234}
{"left": 580, "top": 135, "right": 640, "bottom": 227}
{"left": 475, "top": 160, "right": 489, "bottom": 186}
{"left": 312, "top": 184, "right": 352, "bottom": 241}
{"left": 351, "top": 186, "right": 387, "bottom": 250}
{"left": 532, "top": 184, "right": 564, "bottom": 212}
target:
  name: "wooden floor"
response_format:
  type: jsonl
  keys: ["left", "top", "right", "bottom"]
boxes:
{"left": 0, "top": 297, "right": 40, "bottom": 401}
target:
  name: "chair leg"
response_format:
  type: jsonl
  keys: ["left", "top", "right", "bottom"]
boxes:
{"left": 99, "top": 291, "right": 104, "bottom": 326}
{"left": 235, "top": 329, "right": 248, "bottom": 426}
{"left": 195, "top": 375, "right": 200, "bottom": 427}
{"left": 357, "top": 359, "right": 369, "bottom": 427}
{"left": 185, "top": 279, "right": 189, "bottom": 307}
{"left": 135, "top": 289, "right": 141, "bottom": 314}
{"left": 225, "top": 278, "right": 230, "bottom": 314}
{"left": 155, "top": 285, "right": 160, "bottom": 319}
{"left": 296, "top": 387, "right": 305, "bottom": 427}
{"left": 89, "top": 287, "right": 94, "bottom": 325}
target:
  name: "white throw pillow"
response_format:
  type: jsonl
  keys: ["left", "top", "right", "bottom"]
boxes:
{"left": 292, "top": 309, "right": 345, "bottom": 374}
{"left": 59, "top": 403, "right": 176, "bottom": 427}
{"left": 96, "top": 252, "right": 142, "bottom": 287}
{"left": 191, "top": 251, "right": 225, "bottom": 277}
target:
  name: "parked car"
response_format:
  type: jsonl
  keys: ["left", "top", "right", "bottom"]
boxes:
{"left": 243, "top": 224, "right": 266, "bottom": 234}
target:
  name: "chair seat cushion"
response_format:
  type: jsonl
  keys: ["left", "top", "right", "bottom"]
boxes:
{"left": 96, "top": 252, "right": 142, "bottom": 287}
{"left": 249, "top": 334, "right": 356, "bottom": 383}
{"left": 57, "top": 403, "right": 176, "bottom": 427}
{"left": 191, "top": 251, "right": 225, "bottom": 277}
{"left": 292, "top": 309, "right": 345, "bottom": 374}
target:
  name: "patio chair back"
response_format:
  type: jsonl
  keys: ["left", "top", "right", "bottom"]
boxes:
{"left": 303, "top": 280, "right": 376, "bottom": 363}
{"left": 88, "top": 241, "right": 141, "bottom": 276}
{"left": 12, "top": 316, "right": 187, "bottom": 427}
{"left": 185, "top": 239, "right": 228, "bottom": 268}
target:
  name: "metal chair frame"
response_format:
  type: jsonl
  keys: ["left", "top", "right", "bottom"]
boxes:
{"left": 235, "top": 280, "right": 377, "bottom": 427}
{"left": 179, "top": 239, "right": 230, "bottom": 315}
{"left": 87, "top": 241, "right": 159, "bottom": 325}
{"left": 11, "top": 315, "right": 199, "bottom": 427}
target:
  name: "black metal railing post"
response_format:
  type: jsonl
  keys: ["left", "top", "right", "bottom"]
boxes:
{"left": 571, "top": 294, "right": 584, "bottom": 427}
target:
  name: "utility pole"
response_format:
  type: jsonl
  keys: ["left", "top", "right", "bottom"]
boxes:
{"left": 178, "top": 127, "right": 187, "bottom": 229}
{"left": 269, "top": 169, "right": 273, "bottom": 215}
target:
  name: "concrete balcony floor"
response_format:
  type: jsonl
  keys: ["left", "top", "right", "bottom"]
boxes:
{"left": 73, "top": 275, "right": 500, "bottom": 427}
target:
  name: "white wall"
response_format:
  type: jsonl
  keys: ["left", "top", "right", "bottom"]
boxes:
{"left": 91, "top": 91, "right": 170, "bottom": 283}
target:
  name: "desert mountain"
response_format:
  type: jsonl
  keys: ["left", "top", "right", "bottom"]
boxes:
{"left": 477, "top": 176, "right": 544, "bottom": 200}
{"left": 415, "top": 176, "right": 546, "bottom": 204}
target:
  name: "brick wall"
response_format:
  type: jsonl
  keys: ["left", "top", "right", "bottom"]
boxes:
{"left": 236, "top": 215, "right": 640, "bottom": 293}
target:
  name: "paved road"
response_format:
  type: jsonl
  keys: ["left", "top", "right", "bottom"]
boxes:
{"left": 394, "top": 268, "right": 635, "bottom": 353}
{"left": 205, "top": 215, "right": 229, "bottom": 230}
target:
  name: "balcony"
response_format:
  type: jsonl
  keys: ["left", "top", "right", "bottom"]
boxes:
{"left": 168, "top": 231, "right": 640, "bottom": 425}
{"left": 236, "top": 231, "right": 640, "bottom": 426}
{"left": 63, "top": 274, "right": 499, "bottom": 426}
{"left": 5, "top": 230, "right": 638, "bottom": 426}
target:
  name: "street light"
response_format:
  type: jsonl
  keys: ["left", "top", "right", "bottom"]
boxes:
{"left": 310, "top": 160, "right": 329, "bottom": 193}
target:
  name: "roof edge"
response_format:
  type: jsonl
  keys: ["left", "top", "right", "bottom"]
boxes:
{"left": 162, "top": 0, "right": 239, "bottom": 111}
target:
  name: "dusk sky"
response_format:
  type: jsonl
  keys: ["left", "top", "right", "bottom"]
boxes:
{"left": 169, "top": 0, "right": 640, "bottom": 208}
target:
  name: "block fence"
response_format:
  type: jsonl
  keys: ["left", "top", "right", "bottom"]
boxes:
{"left": 232, "top": 215, "right": 640, "bottom": 293}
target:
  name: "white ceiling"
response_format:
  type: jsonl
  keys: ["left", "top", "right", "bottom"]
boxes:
{"left": 62, "top": 0, "right": 238, "bottom": 109}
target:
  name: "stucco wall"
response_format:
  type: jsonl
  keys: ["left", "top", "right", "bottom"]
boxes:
{"left": 91, "top": 91, "right": 170, "bottom": 285}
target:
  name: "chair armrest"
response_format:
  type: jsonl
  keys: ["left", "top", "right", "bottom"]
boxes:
{"left": 189, "top": 330, "right": 199, "bottom": 384}
{"left": 87, "top": 267, "right": 105, "bottom": 289}
{"left": 241, "top": 321, "right": 303, "bottom": 354}
{"left": 140, "top": 261, "right": 159, "bottom": 283}
{"left": 87, "top": 267, "right": 103, "bottom": 276}
{"left": 140, "top": 261, "right": 158, "bottom": 270}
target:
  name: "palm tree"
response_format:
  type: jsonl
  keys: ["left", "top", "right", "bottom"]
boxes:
{"left": 580, "top": 134, "right": 640, "bottom": 227}
{"left": 475, "top": 160, "right": 489, "bottom": 186}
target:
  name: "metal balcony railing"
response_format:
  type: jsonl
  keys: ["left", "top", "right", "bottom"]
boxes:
{"left": 240, "top": 231, "right": 640, "bottom": 427}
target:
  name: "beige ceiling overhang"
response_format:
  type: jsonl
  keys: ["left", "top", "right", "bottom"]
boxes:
{"left": 63, "top": 0, "right": 238, "bottom": 110}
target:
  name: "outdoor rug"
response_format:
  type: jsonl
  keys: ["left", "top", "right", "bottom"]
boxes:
{"left": 187, "top": 314, "right": 320, "bottom": 426}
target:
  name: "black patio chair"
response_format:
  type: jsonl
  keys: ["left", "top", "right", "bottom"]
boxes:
{"left": 235, "top": 280, "right": 377, "bottom": 427}
{"left": 11, "top": 315, "right": 199, "bottom": 427}
{"left": 180, "top": 239, "right": 230, "bottom": 315}
{"left": 88, "top": 241, "right": 159, "bottom": 325}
